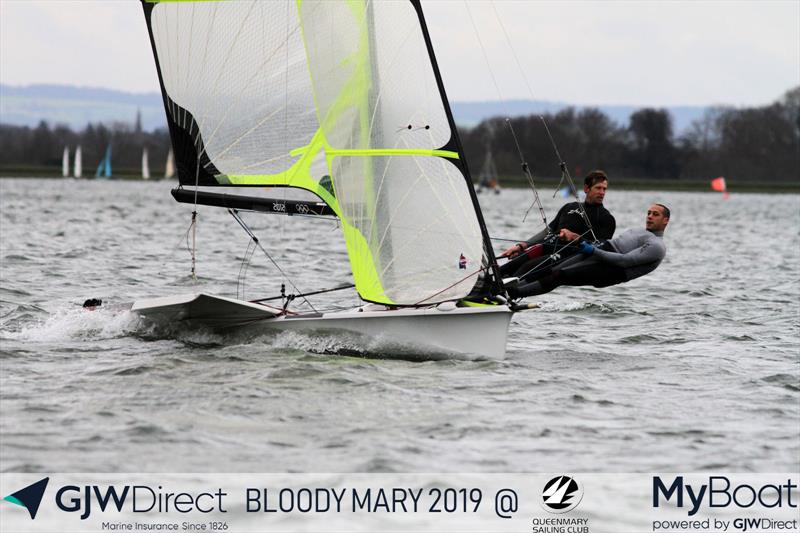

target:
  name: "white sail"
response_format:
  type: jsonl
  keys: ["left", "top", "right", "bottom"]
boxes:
{"left": 164, "top": 148, "right": 175, "bottom": 179}
{"left": 62, "top": 146, "right": 69, "bottom": 178}
{"left": 142, "top": 148, "right": 150, "bottom": 180}
{"left": 147, "top": 0, "right": 491, "bottom": 305}
{"left": 74, "top": 146, "right": 82, "bottom": 178}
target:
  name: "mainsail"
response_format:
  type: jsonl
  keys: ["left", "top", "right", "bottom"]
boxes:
{"left": 141, "top": 0, "right": 501, "bottom": 306}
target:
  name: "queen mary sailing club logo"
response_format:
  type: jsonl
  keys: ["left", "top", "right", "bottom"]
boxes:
{"left": 540, "top": 475, "right": 584, "bottom": 513}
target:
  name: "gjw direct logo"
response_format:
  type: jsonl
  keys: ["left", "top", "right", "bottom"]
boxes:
{"left": 4, "top": 479, "right": 228, "bottom": 521}
{"left": 539, "top": 475, "right": 584, "bottom": 514}
{"left": 3, "top": 477, "right": 50, "bottom": 519}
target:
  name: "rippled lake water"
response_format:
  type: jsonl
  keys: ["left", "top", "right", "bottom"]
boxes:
{"left": 0, "top": 178, "right": 798, "bottom": 474}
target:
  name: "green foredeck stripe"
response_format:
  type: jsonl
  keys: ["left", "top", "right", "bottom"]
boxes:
{"left": 459, "top": 299, "right": 498, "bottom": 307}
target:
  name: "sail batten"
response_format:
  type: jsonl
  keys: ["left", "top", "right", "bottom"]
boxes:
{"left": 142, "top": 0, "right": 498, "bottom": 305}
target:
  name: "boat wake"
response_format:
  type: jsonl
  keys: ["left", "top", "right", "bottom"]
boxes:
{"left": 5, "top": 305, "right": 142, "bottom": 343}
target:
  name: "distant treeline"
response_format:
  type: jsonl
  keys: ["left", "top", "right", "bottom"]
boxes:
{"left": 461, "top": 87, "right": 799, "bottom": 184}
{"left": 0, "top": 118, "right": 171, "bottom": 176}
{"left": 1, "top": 87, "right": 797, "bottom": 183}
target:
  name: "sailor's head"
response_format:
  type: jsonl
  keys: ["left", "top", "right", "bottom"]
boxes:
{"left": 583, "top": 170, "right": 608, "bottom": 205}
{"left": 646, "top": 203, "right": 670, "bottom": 232}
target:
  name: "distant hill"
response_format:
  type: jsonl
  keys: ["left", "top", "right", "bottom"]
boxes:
{"left": 0, "top": 84, "right": 165, "bottom": 131}
{"left": 0, "top": 83, "right": 707, "bottom": 134}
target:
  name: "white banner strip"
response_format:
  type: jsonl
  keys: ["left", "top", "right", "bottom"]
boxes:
{"left": 1, "top": 473, "right": 797, "bottom": 533}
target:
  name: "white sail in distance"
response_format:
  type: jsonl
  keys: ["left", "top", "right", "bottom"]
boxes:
{"left": 74, "top": 146, "right": 82, "bottom": 178}
{"left": 62, "top": 146, "right": 69, "bottom": 178}
{"left": 164, "top": 148, "right": 174, "bottom": 179}
{"left": 142, "top": 148, "right": 150, "bottom": 180}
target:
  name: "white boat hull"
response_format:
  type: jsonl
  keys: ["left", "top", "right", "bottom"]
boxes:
{"left": 131, "top": 293, "right": 512, "bottom": 360}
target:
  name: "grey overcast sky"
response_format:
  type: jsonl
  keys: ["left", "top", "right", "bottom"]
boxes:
{"left": 1, "top": 0, "right": 798, "bottom": 107}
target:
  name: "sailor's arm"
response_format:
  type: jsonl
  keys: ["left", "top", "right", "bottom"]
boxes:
{"left": 587, "top": 237, "right": 665, "bottom": 267}
{"left": 501, "top": 204, "right": 570, "bottom": 258}
{"left": 500, "top": 227, "right": 549, "bottom": 258}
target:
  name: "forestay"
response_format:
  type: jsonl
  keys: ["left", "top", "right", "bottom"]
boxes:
{"left": 142, "top": 0, "right": 497, "bottom": 306}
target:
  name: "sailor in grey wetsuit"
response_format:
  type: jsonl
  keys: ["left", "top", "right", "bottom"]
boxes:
{"left": 509, "top": 204, "right": 670, "bottom": 298}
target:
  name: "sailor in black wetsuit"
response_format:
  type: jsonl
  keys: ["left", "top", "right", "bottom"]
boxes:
{"left": 508, "top": 204, "right": 670, "bottom": 298}
{"left": 500, "top": 170, "right": 616, "bottom": 279}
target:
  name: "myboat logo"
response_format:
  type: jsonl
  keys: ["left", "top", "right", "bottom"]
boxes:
{"left": 540, "top": 475, "right": 584, "bottom": 513}
{"left": 3, "top": 477, "right": 50, "bottom": 519}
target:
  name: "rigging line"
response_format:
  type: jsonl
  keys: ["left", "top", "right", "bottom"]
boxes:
{"left": 412, "top": 265, "right": 488, "bottom": 306}
{"left": 189, "top": 158, "right": 201, "bottom": 281}
{"left": 464, "top": 1, "right": 505, "bottom": 100}
{"left": 506, "top": 118, "right": 548, "bottom": 228}
{"left": 236, "top": 239, "right": 256, "bottom": 300}
{"left": 490, "top": 236, "right": 522, "bottom": 243}
{"left": 513, "top": 229, "right": 593, "bottom": 282}
{"left": 539, "top": 116, "right": 598, "bottom": 242}
{"left": 489, "top": 1, "right": 536, "bottom": 99}
{"left": 227, "top": 209, "right": 317, "bottom": 313}
{"left": 250, "top": 283, "right": 355, "bottom": 304}
{"left": 164, "top": 215, "right": 196, "bottom": 271}
{"left": 468, "top": 0, "right": 546, "bottom": 230}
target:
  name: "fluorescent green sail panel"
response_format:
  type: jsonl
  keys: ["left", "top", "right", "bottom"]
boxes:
{"left": 300, "top": 0, "right": 485, "bottom": 304}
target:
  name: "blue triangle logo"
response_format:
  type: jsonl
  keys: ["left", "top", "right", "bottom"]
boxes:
{"left": 4, "top": 477, "right": 49, "bottom": 519}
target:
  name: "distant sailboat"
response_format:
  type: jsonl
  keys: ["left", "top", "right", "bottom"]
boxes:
{"left": 476, "top": 147, "right": 500, "bottom": 195}
{"left": 142, "top": 147, "right": 151, "bottom": 180}
{"left": 62, "top": 146, "right": 70, "bottom": 178}
{"left": 95, "top": 145, "right": 112, "bottom": 179}
{"left": 164, "top": 148, "right": 175, "bottom": 179}
{"left": 74, "top": 146, "right": 82, "bottom": 178}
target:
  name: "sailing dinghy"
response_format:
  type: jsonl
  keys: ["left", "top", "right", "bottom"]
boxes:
{"left": 133, "top": 0, "right": 516, "bottom": 359}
